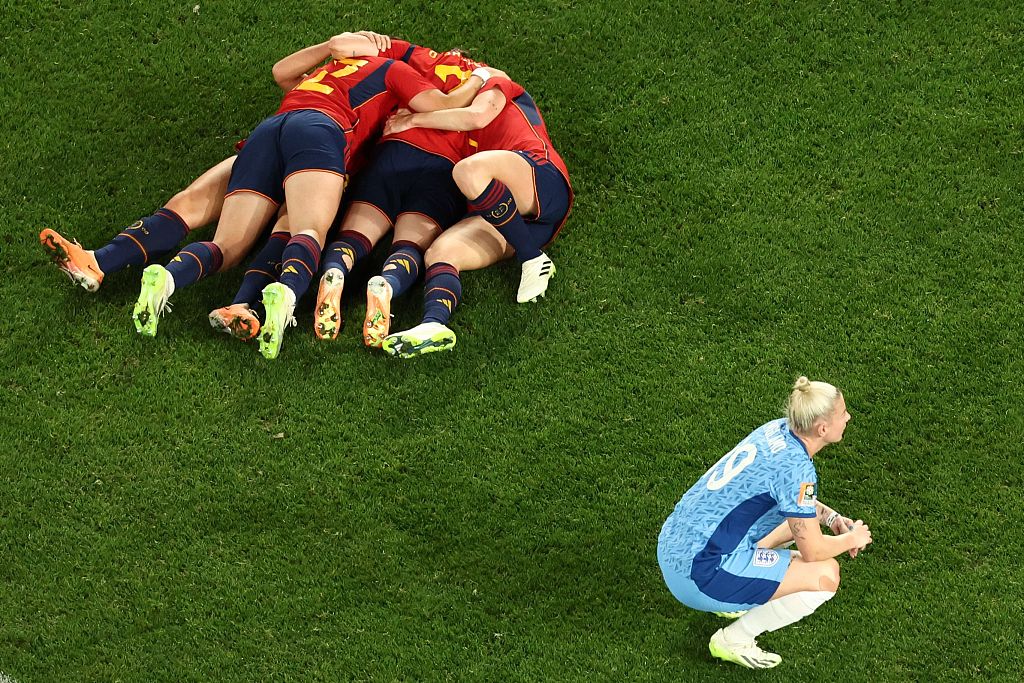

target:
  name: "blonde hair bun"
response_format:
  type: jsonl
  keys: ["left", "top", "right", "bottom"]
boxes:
{"left": 787, "top": 376, "right": 841, "bottom": 434}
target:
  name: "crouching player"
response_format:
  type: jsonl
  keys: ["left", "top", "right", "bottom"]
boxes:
{"left": 657, "top": 377, "right": 872, "bottom": 669}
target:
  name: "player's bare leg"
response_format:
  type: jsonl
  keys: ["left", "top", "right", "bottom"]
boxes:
{"left": 261, "top": 171, "right": 344, "bottom": 359}
{"left": 315, "top": 202, "right": 392, "bottom": 341}
{"left": 710, "top": 557, "right": 840, "bottom": 669}
{"left": 451, "top": 151, "right": 554, "bottom": 303}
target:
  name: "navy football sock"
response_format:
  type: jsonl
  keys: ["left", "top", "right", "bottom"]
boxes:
{"left": 468, "top": 179, "right": 542, "bottom": 262}
{"left": 165, "top": 241, "right": 223, "bottom": 290}
{"left": 232, "top": 231, "right": 289, "bottom": 315}
{"left": 321, "top": 230, "right": 372, "bottom": 276}
{"left": 381, "top": 241, "right": 424, "bottom": 298}
{"left": 94, "top": 208, "right": 190, "bottom": 274}
{"left": 422, "top": 263, "right": 462, "bottom": 325}
{"left": 278, "top": 234, "right": 322, "bottom": 302}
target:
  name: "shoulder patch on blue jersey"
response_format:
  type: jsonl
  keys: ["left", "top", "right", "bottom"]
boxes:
{"left": 797, "top": 482, "right": 816, "bottom": 508}
{"left": 752, "top": 548, "right": 780, "bottom": 567}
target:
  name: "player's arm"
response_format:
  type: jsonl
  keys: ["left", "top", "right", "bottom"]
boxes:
{"left": 405, "top": 74, "right": 488, "bottom": 113}
{"left": 272, "top": 32, "right": 383, "bottom": 91}
{"left": 787, "top": 515, "right": 871, "bottom": 562}
{"left": 387, "top": 89, "right": 506, "bottom": 135}
{"left": 815, "top": 500, "right": 854, "bottom": 533}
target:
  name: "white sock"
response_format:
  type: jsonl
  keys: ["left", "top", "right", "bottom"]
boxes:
{"left": 723, "top": 590, "right": 834, "bottom": 642}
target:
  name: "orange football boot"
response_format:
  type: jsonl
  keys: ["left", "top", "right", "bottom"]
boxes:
{"left": 363, "top": 276, "right": 393, "bottom": 348}
{"left": 40, "top": 228, "right": 104, "bottom": 292}
{"left": 208, "top": 304, "right": 261, "bottom": 341}
{"left": 314, "top": 268, "right": 345, "bottom": 340}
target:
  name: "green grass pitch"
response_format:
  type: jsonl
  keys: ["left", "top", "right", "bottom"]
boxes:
{"left": 1, "top": 1, "right": 1023, "bottom": 680}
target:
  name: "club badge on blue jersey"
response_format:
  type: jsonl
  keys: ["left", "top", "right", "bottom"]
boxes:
{"left": 753, "top": 548, "right": 780, "bottom": 567}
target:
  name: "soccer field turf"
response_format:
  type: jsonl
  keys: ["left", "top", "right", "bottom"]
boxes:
{"left": 1, "top": 1, "right": 1022, "bottom": 680}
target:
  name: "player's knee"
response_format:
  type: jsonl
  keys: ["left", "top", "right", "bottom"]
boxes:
{"left": 213, "top": 240, "right": 244, "bottom": 271}
{"left": 424, "top": 241, "right": 455, "bottom": 268}
{"left": 165, "top": 187, "right": 204, "bottom": 227}
{"left": 452, "top": 157, "right": 491, "bottom": 194}
{"left": 818, "top": 558, "right": 841, "bottom": 592}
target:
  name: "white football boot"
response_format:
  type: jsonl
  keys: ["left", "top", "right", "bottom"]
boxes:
{"left": 516, "top": 252, "right": 555, "bottom": 303}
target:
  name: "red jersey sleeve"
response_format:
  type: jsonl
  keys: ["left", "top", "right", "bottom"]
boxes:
{"left": 479, "top": 77, "right": 524, "bottom": 102}
{"left": 384, "top": 60, "right": 438, "bottom": 107}
{"left": 380, "top": 38, "right": 414, "bottom": 62}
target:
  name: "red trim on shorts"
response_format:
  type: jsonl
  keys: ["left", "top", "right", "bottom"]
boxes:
{"left": 347, "top": 200, "right": 393, "bottom": 226}
{"left": 224, "top": 189, "right": 281, "bottom": 207}
{"left": 282, "top": 169, "right": 348, "bottom": 186}
{"left": 395, "top": 211, "right": 443, "bottom": 233}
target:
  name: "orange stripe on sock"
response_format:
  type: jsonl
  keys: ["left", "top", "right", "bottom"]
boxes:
{"left": 244, "top": 268, "right": 276, "bottom": 278}
{"left": 426, "top": 286, "right": 458, "bottom": 301}
{"left": 183, "top": 250, "right": 204, "bottom": 279}
{"left": 121, "top": 232, "right": 149, "bottom": 262}
{"left": 283, "top": 258, "right": 313, "bottom": 277}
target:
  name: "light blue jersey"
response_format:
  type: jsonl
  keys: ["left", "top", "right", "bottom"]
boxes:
{"left": 658, "top": 418, "right": 818, "bottom": 610}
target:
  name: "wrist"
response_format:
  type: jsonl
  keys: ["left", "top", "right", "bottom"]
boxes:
{"left": 471, "top": 67, "right": 491, "bottom": 84}
{"left": 824, "top": 511, "right": 840, "bottom": 528}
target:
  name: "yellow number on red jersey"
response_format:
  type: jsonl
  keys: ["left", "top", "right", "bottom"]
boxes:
{"left": 434, "top": 64, "right": 472, "bottom": 86}
{"left": 295, "top": 58, "right": 370, "bottom": 95}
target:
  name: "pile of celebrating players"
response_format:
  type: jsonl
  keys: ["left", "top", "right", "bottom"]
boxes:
{"left": 41, "top": 30, "right": 572, "bottom": 360}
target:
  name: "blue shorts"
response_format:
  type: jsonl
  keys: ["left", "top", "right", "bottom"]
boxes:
{"left": 657, "top": 540, "right": 792, "bottom": 612}
{"left": 514, "top": 151, "right": 572, "bottom": 247}
{"left": 346, "top": 141, "right": 465, "bottom": 230}
{"left": 227, "top": 110, "right": 348, "bottom": 205}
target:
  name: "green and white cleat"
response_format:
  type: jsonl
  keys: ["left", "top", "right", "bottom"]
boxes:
{"left": 258, "top": 282, "right": 297, "bottom": 360}
{"left": 712, "top": 610, "right": 748, "bottom": 619}
{"left": 132, "top": 264, "right": 175, "bottom": 337}
{"left": 708, "top": 629, "right": 781, "bottom": 669}
{"left": 381, "top": 322, "right": 456, "bottom": 359}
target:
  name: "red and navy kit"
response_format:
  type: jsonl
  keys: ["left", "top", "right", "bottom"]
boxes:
{"left": 278, "top": 55, "right": 440, "bottom": 171}
{"left": 378, "top": 40, "right": 485, "bottom": 164}
{"left": 472, "top": 78, "right": 573, "bottom": 244}
{"left": 228, "top": 57, "right": 440, "bottom": 204}
{"left": 345, "top": 143, "right": 465, "bottom": 231}
{"left": 343, "top": 40, "right": 487, "bottom": 229}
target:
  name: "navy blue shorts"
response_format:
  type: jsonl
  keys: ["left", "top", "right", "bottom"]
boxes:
{"left": 515, "top": 151, "right": 572, "bottom": 247}
{"left": 346, "top": 141, "right": 465, "bottom": 230}
{"left": 227, "top": 110, "right": 348, "bottom": 205}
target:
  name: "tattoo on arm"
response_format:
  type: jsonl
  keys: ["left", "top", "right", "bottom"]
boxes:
{"left": 791, "top": 518, "right": 808, "bottom": 540}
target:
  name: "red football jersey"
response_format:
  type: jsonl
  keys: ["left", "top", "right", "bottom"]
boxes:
{"left": 377, "top": 40, "right": 485, "bottom": 163}
{"left": 277, "top": 56, "right": 437, "bottom": 171}
{"left": 470, "top": 78, "right": 571, "bottom": 189}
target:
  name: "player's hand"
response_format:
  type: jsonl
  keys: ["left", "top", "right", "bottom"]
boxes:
{"left": 483, "top": 66, "right": 508, "bottom": 80}
{"left": 846, "top": 520, "right": 871, "bottom": 557}
{"left": 829, "top": 514, "right": 854, "bottom": 536}
{"left": 355, "top": 30, "right": 391, "bottom": 52}
{"left": 384, "top": 112, "right": 414, "bottom": 136}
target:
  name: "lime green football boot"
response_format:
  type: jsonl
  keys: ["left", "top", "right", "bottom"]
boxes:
{"left": 258, "top": 282, "right": 297, "bottom": 360}
{"left": 381, "top": 322, "right": 456, "bottom": 359}
{"left": 708, "top": 629, "right": 781, "bottom": 669}
{"left": 132, "top": 264, "right": 175, "bottom": 337}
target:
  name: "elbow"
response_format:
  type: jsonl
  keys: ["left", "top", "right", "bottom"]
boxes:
{"left": 271, "top": 65, "right": 292, "bottom": 90}
{"left": 466, "top": 110, "right": 493, "bottom": 130}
